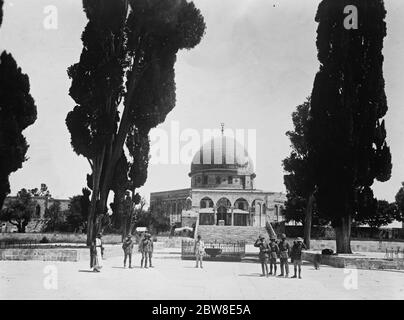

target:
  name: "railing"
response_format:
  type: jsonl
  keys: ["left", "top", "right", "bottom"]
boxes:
{"left": 181, "top": 239, "right": 246, "bottom": 260}
{"left": 384, "top": 247, "right": 404, "bottom": 260}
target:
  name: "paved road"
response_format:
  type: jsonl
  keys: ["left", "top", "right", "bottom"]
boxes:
{"left": 1, "top": 253, "right": 403, "bottom": 299}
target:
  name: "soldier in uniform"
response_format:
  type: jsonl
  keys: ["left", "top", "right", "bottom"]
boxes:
{"left": 254, "top": 235, "right": 270, "bottom": 277}
{"left": 139, "top": 233, "right": 146, "bottom": 268}
{"left": 147, "top": 233, "right": 154, "bottom": 268}
{"left": 122, "top": 234, "right": 134, "bottom": 268}
{"left": 142, "top": 233, "right": 153, "bottom": 268}
{"left": 268, "top": 237, "right": 279, "bottom": 276}
{"left": 277, "top": 233, "right": 290, "bottom": 277}
{"left": 291, "top": 237, "right": 306, "bottom": 279}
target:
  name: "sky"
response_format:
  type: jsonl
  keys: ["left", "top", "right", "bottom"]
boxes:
{"left": 1, "top": 0, "right": 404, "bottom": 205}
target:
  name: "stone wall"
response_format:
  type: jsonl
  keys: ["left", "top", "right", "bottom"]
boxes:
{"left": 302, "top": 251, "right": 404, "bottom": 270}
{"left": 0, "top": 248, "right": 79, "bottom": 261}
{"left": 197, "top": 225, "right": 267, "bottom": 243}
{"left": 0, "top": 233, "right": 122, "bottom": 244}
{"left": 308, "top": 239, "right": 404, "bottom": 253}
{"left": 182, "top": 216, "right": 197, "bottom": 228}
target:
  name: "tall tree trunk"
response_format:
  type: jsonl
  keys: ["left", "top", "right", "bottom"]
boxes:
{"left": 335, "top": 215, "right": 352, "bottom": 254}
{"left": 17, "top": 221, "right": 23, "bottom": 233}
{"left": 87, "top": 151, "right": 105, "bottom": 247}
{"left": 304, "top": 192, "right": 315, "bottom": 250}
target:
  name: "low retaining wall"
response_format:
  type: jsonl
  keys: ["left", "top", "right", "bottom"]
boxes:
{"left": 0, "top": 233, "right": 122, "bottom": 244}
{"left": 156, "top": 237, "right": 190, "bottom": 248}
{"left": 302, "top": 251, "right": 404, "bottom": 270}
{"left": 0, "top": 248, "right": 79, "bottom": 262}
{"left": 307, "top": 240, "right": 404, "bottom": 253}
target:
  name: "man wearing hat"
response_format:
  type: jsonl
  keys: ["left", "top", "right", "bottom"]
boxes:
{"left": 277, "top": 233, "right": 290, "bottom": 277}
{"left": 142, "top": 233, "right": 153, "bottom": 268}
{"left": 290, "top": 237, "right": 306, "bottom": 279}
{"left": 147, "top": 233, "right": 154, "bottom": 268}
{"left": 254, "top": 235, "right": 270, "bottom": 277}
{"left": 122, "top": 234, "right": 134, "bottom": 268}
{"left": 268, "top": 237, "right": 279, "bottom": 276}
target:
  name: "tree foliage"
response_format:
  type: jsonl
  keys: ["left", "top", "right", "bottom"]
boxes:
{"left": 0, "top": 0, "right": 3, "bottom": 26}
{"left": 0, "top": 2, "right": 37, "bottom": 208}
{"left": 0, "top": 188, "right": 36, "bottom": 232}
{"left": 283, "top": 98, "right": 317, "bottom": 224}
{"left": 66, "top": 0, "right": 205, "bottom": 245}
{"left": 29, "top": 183, "right": 51, "bottom": 198}
{"left": 307, "top": 0, "right": 391, "bottom": 253}
{"left": 65, "top": 188, "right": 91, "bottom": 232}
{"left": 44, "top": 200, "right": 64, "bottom": 232}
{"left": 394, "top": 182, "right": 404, "bottom": 222}
{"left": 356, "top": 200, "right": 397, "bottom": 229}
{"left": 0, "top": 50, "right": 37, "bottom": 208}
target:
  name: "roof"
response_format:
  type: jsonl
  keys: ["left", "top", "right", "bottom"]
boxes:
{"left": 190, "top": 136, "right": 254, "bottom": 176}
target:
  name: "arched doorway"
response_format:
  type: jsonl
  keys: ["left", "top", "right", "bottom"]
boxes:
{"left": 234, "top": 198, "right": 249, "bottom": 226}
{"left": 199, "top": 197, "right": 214, "bottom": 225}
{"left": 216, "top": 198, "right": 231, "bottom": 225}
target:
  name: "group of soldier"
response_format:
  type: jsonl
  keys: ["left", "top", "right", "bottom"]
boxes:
{"left": 96, "top": 231, "right": 308, "bottom": 276}
{"left": 122, "top": 233, "right": 154, "bottom": 269}
{"left": 254, "top": 233, "right": 307, "bottom": 279}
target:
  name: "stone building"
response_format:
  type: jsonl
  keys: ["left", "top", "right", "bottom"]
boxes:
{"left": 150, "top": 134, "right": 286, "bottom": 243}
{"left": 1, "top": 196, "right": 70, "bottom": 232}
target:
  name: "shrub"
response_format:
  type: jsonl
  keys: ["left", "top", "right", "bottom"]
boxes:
{"left": 40, "top": 236, "right": 49, "bottom": 243}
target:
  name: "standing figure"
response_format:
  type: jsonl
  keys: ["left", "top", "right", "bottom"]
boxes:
{"left": 314, "top": 253, "right": 321, "bottom": 270}
{"left": 139, "top": 233, "right": 146, "bottom": 268}
{"left": 194, "top": 235, "right": 205, "bottom": 268}
{"left": 92, "top": 233, "right": 103, "bottom": 272}
{"left": 277, "top": 233, "right": 290, "bottom": 278}
{"left": 122, "top": 235, "right": 134, "bottom": 268}
{"left": 268, "top": 237, "right": 279, "bottom": 276}
{"left": 147, "top": 233, "right": 154, "bottom": 268}
{"left": 254, "top": 235, "right": 270, "bottom": 277}
{"left": 142, "top": 233, "right": 153, "bottom": 268}
{"left": 291, "top": 237, "right": 306, "bottom": 279}
{"left": 90, "top": 240, "right": 96, "bottom": 270}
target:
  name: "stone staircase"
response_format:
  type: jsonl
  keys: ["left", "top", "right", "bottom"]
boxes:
{"left": 197, "top": 225, "right": 269, "bottom": 244}
{"left": 26, "top": 219, "right": 49, "bottom": 233}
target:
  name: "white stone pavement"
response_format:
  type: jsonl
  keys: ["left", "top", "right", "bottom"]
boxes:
{"left": 1, "top": 252, "right": 403, "bottom": 300}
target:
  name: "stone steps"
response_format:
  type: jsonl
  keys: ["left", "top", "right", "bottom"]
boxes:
{"left": 26, "top": 219, "right": 49, "bottom": 232}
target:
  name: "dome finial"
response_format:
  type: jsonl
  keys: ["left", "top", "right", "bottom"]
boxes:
{"left": 220, "top": 122, "right": 224, "bottom": 136}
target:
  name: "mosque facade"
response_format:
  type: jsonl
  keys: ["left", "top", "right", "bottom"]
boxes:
{"left": 150, "top": 133, "right": 286, "bottom": 241}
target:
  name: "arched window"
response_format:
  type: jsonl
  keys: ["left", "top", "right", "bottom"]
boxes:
{"left": 200, "top": 197, "right": 214, "bottom": 208}
{"left": 234, "top": 198, "right": 249, "bottom": 211}
{"left": 35, "top": 204, "right": 41, "bottom": 218}
{"left": 216, "top": 198, "right": 232, "bottom": 226}
{"left": 217, "top": 197, "right": 231, "bottom": 209}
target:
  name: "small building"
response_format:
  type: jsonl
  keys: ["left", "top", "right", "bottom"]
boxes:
{"left": 1, "top": 196, "right": 70, "bottom": 232}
